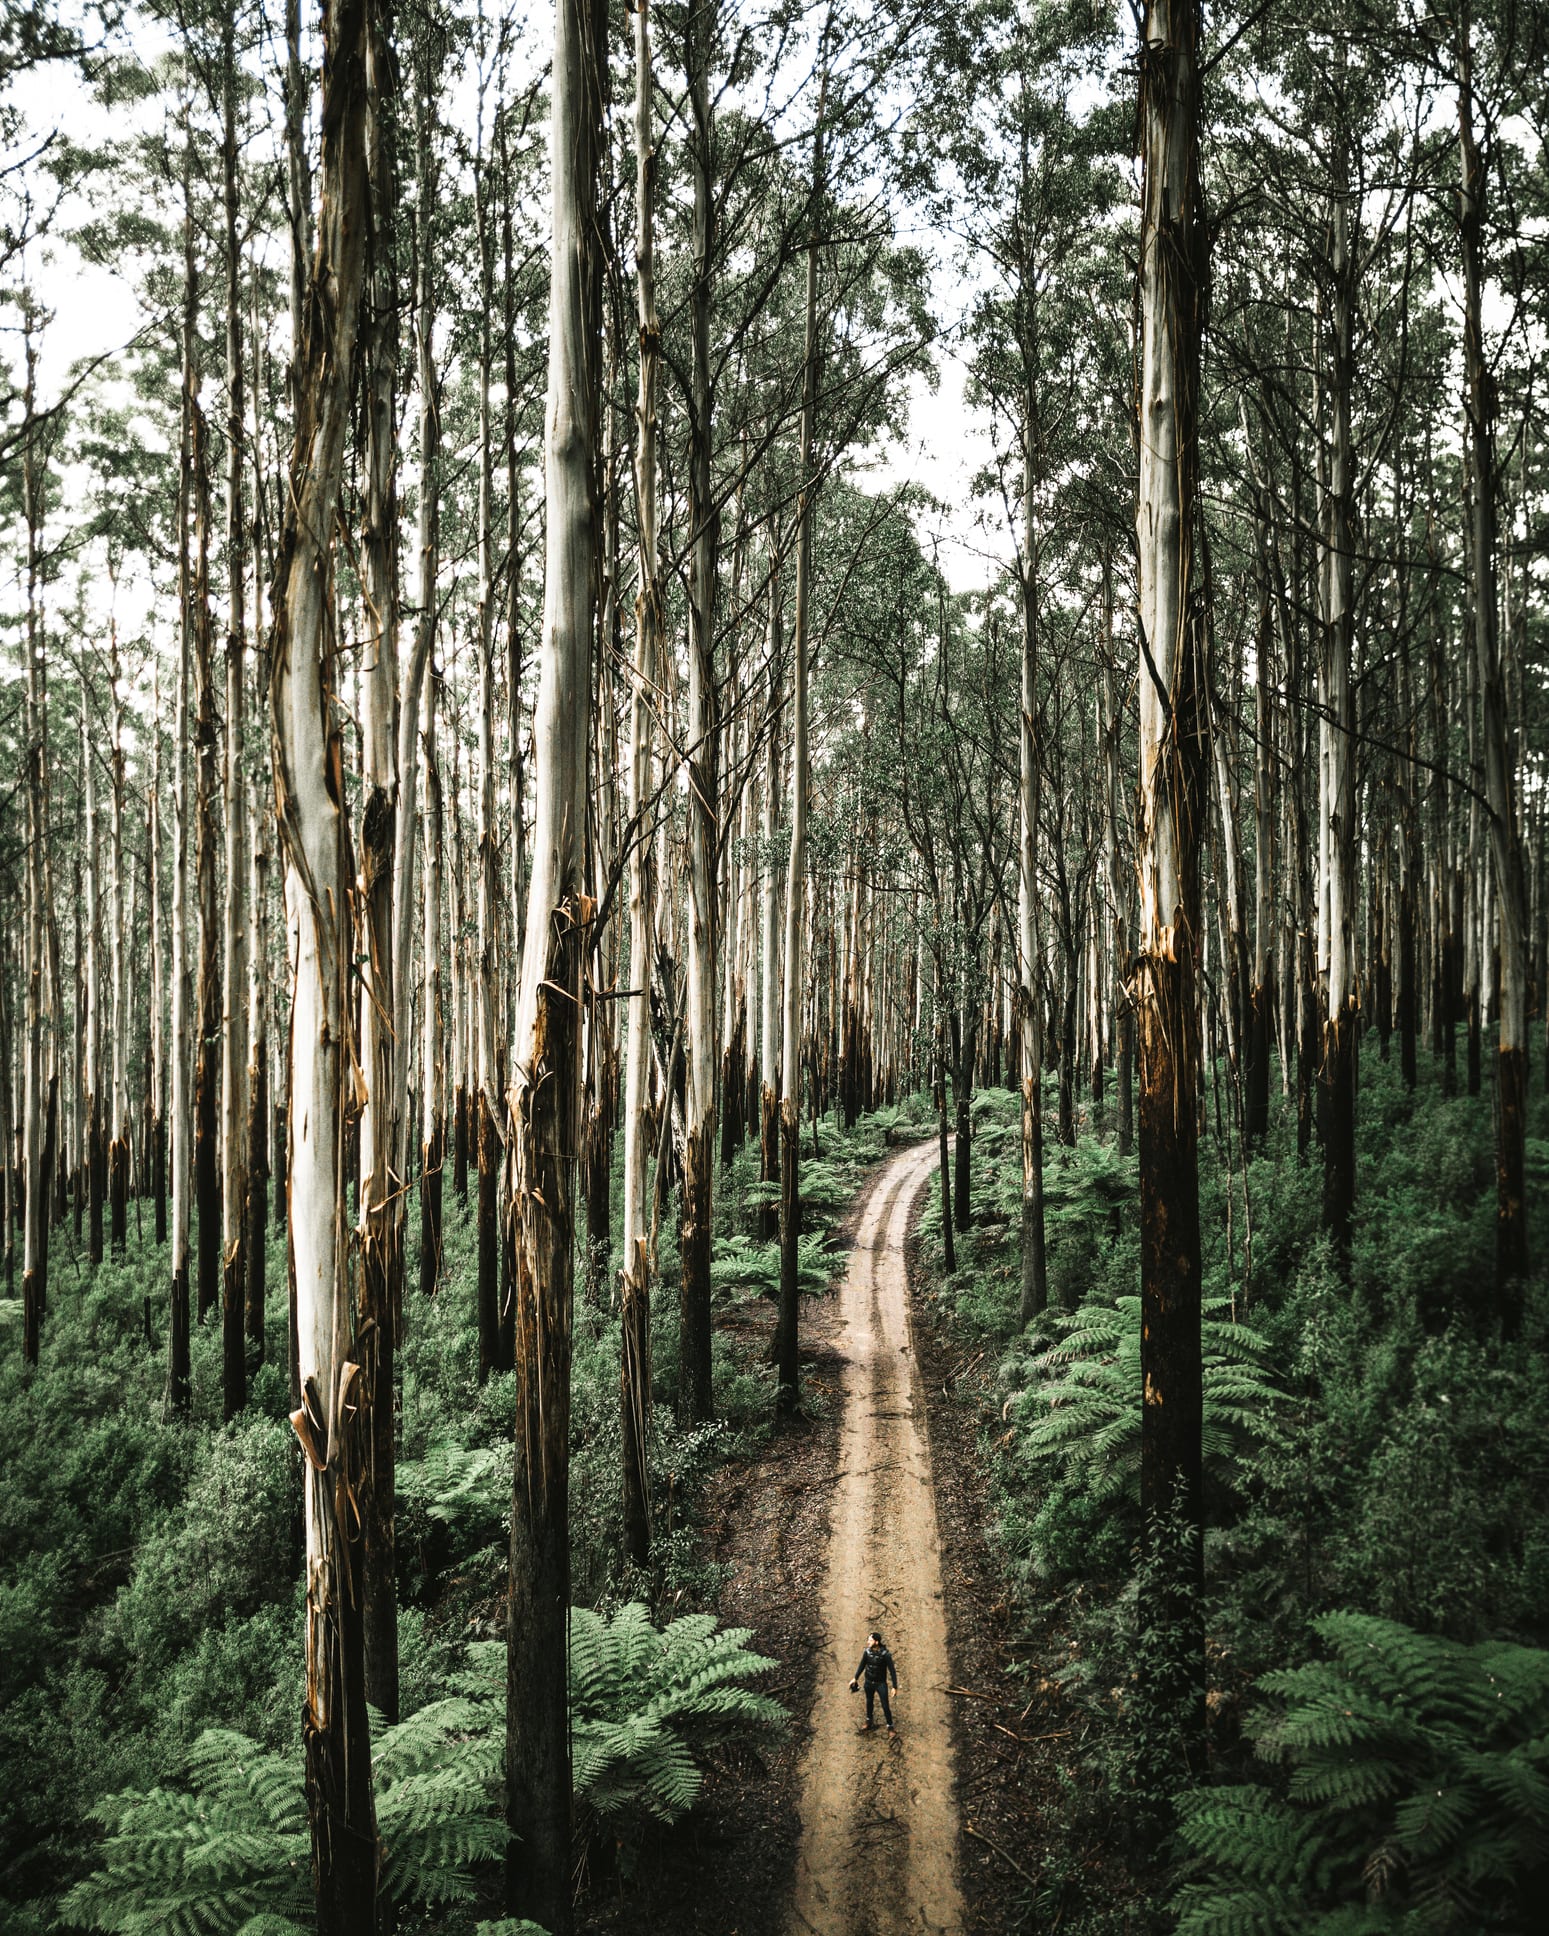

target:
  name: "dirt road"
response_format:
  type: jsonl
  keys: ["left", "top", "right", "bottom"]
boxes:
{"left": 788, "top": 1139, "right": 966, "bottom": 1936}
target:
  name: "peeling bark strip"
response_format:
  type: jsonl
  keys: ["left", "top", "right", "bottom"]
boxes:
{"left": 504, "top": 0, "right": 603, "bottom": 1924}
{"left": 268, "top": 0, "right": 379, "bottom": 1924}
{"left": 1133, "top": 0, "right": 1207, "bottom": 1793}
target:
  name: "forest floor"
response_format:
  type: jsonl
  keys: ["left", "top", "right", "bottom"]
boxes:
{"left": 577, "top": 1135, "right": 1034, "bottom": 1936}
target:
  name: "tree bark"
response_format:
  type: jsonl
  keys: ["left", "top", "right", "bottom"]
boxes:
{"left": 621, "top": 0, "right": 661, "bottom": 1570}
{"left": 504, "top": 0, "right": 603, "bottom": 1922}
{"left": 355, "top": 0, "right": 402, "bottom": 1723}
{"left": 221, "top": 5, "right": 251, "bottom": 1422}
{"left": 679, "top": 0, "right": 720, "bottom": 1428}
{"left": 269, "top": 0, "right": 380, "bottom": 1920}
{"left": 1458, "top": 5, "right": 1528, "bottom": 1329}
{"left": 774, "top": 67, "right": 826, "bottom": 1411}
{"left": 1316, "top": 174, "right": 1358, "bottom": 1268}
{"left": 1133, "top": 0, "right": 1207, "bottom": 1796}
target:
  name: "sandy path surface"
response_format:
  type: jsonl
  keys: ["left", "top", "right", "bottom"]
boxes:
{"left": 788, "top": 1139, "right": 966, "bottom": 1936}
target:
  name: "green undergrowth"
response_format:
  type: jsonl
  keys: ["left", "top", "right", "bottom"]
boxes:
{"left": 912, "top": 1052, "right": 1549, "bottom": 1933}
{"left": 0, "top": 1098, "right": 905, "bottom": 1930}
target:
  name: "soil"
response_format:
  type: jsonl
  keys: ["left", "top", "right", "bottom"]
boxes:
{"left": 573, "top": 1165, "right": 859, "bottom": 1936}
{"left": 574, "top": 1136, "right": 1064, "bottom": 1936}
{"left": 905, "top": 1209, "right": 1053, "bottom": 1935}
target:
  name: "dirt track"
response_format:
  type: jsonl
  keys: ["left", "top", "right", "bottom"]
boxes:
{"left": 788, "top": 1139, "right": 966, "bottom": 1936}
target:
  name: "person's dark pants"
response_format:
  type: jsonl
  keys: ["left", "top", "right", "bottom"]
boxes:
{"left": 865, "top": 1682, "right": 893, "bottom": 1727}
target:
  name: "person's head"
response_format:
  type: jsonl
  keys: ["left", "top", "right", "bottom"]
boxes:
{"left": 868, "top": 1631, "right": 883, "bottom": 1649}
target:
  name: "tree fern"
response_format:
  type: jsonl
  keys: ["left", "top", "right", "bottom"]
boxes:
{"left": 462, "top": 1602, "right": 786, "bottom": 1830}
{"left": 710, "top": 1232, "right": 835, "bottom": 1303}
{"left": 1175, "top": 1613, "right": 1549, "bottom": 1933}
{"left": 64, "top": 1607, "right": 783, "bottom": 1932}
{"left": 61, "top": 1730, "right": 310, "bottom": 1935}
{"left": 1002, "top": 1296, "right": 1285, "bottom": 1502}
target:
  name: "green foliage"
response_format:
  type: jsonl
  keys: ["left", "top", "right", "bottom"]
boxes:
{"left": 563, "top": 1603, "right": 786, "bottom": 1826}
{"left": 61, "top": 1605, "right": 782, "bottom": 1932}
{"left": 1176, "top": 1613, "right": 1549, "bottom": 1933}
{"left": 999, "top": 1296, "right": 1284, "bottom": 1525}
{"left": 709, "top": 1232, "right": 837, "bottom": 1302}
{"left": 62, "top": 1729, "right": 309, "bottom": 1935}
{"left": 65, "top": 1693, "right": 505, "bottom": 1933}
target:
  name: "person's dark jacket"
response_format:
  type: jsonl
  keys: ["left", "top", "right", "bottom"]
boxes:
{"left": 855, "top": 1644, "right": 897, "bottom": 1691}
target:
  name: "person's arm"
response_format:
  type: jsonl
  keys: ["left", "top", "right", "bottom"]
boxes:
{"left": 888, "top": 1652, "right": 898, "bottom": 1689}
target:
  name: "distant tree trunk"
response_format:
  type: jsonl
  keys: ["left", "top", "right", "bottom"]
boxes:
{"left": 109, "top": 629, "right": 132, "bottom": 1259}
{"left": 269, "top": 0, "right": 379, "bottom": 1920}
{"left": 1100, "top": 562, "right": 1134, "bottom": 1160}
{"left": 20, "top": 310, "right": 52, "bottom": 1366}
{"left": 679, "top": 0, "right": 719, "bottom": 1428}
{"left": 935, "top": 969, "right": 955, "bottom": 1277}
{"left": 1015, "top": 442, "right": 1048, "bottom": 1319}
{"left": 83, "top": 688, "right": 104, "bottom": 1269}
{"left": 420, "top": 670, "right": 445, "bottom": 1299}
{"left": 620, "top": 0, "right": 661, "bottom": 1571}
{"left": 1246, "top": 489, "right": 1274, "bottom": 1145}
{"left": 148, "top": 721, "right": 167, "bottom": 1248}
{"left": 246, "top": 780, "right": 268, "bottom": 1360}
{"left": 411, "top": 39, "right": 444, "bottom": 1303}
{"left": 1317, "top": 171, "right": 1358, "bottom": 1268}
{"left": 758, "top": 589, "right": 783, "bottom": 1242}
{"left": 1458, "top": 5, "right": 1528, "bottom": 1330}
{"left": 1133, "top": 0, "right": 1207, "bottom": 1795}
{"left": 774, "top": 68, "right": 825, "bottom": 1410}
{"left": 474, "top": 120, "right": 505, "bottom": 1381}
{"left": 193, "top": 304, "right": 221, "bottom": 1332}
{"left": 168, "top": 154, "right": 198, "bottom": 1412}
{"left": 503, "top": 0, "right": 602, "bottom": 1922}
{"left": 221, "top": 9, "right": 250, "bottom": 1422}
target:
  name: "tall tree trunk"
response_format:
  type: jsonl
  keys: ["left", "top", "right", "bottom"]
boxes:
{"left": 774, "top": 66, "right": 826, "bottom": 1410}
{"left": 269, "top": 0, "right": 379, "bottom": 1920}
{"left": 411, "top": 38, "right": 444, "bottom": 1302}
{"left": 620, "top": 0, "right": 661, "bottom": 1570}
{"left": 221, "top": 7, "right": 251, "bottom": 1422}
{"left": 679, "top": 0, "right": 719, "bottom": 1427}
{"left": 1458, "top": 4, "right": 1528, "bottom": 1329}
{"left": 503, "top": 0, "right": 602, "bottom": 1921}
{"left": 356, "top": 0, "right": 401, "bottom": 1722}
{"left": 1133, "top": 0, "right": 1207, "bottom": 1795}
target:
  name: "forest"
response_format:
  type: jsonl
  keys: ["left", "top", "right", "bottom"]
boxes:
{"left": 2, "top": 0, "right": 1547, "bottom": 1931}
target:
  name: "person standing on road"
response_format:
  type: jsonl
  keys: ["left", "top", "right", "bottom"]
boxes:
{"left": 850, "top": 1630, "right": 898, "bottom": 1734}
